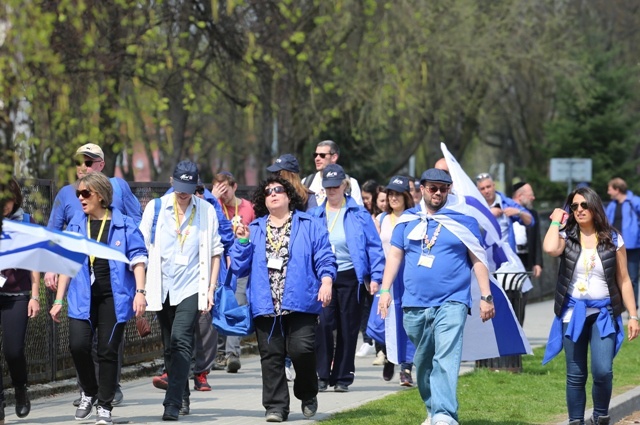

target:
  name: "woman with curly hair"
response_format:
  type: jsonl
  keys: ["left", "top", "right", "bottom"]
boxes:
{"left": 543, "top": 186, "right": 639, "bottom": 425}
{"left": 230, "top": 175, "right": 336, "bottom": 422}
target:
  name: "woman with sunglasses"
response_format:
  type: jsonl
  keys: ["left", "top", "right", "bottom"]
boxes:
{"left": 310, "top": 164, "right": 385, "bottom": 393}
{"left": 230, "top": 175, "right": 335, "bottom": 422}
{"left": 543, "top": 186, "right": 639, "bottom": 425}
{"left": 50, "top": 172, "right": 148, "bottom": 425}
{"left": 0, "top": 177, "right": 40, "bottom": 422}
{"left": 374, "top": 176, "right": 416, "bottom": 386}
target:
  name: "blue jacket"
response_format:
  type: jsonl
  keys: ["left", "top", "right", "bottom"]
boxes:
{"left": 230, "top": 211, "right": 337, "bottom": 317}
{"left": 309, "top": 196, "right": 385, "bottom": 286}
{"left": 48, "top": 178, "right": 142, "bottom": 230}
{"left": 495, "top": 190, "right": 534, "bottom": 251}
{"left": 605, "top": 191, "right": 640, "bottom": 249}
{"left": 65, "top": 208, "right": 148, "bottom": 325}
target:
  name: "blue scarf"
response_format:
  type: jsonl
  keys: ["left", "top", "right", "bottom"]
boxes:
{"left": 542, "top": 297, "right": 623, "bottom": 364}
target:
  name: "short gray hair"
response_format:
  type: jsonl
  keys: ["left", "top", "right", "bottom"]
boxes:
{"left": 317, "top": 140, "right": 340, "bottom": 156}
{"left": 77, "top": 172, "right": 113, "bottom": 209}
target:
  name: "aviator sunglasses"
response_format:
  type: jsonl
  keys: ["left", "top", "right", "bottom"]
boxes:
{"left": 570, "top": 202, "right": 589, "bottom": 212}
{"left": 76, "top": 189, "right": 93, "bottom": 198}
{"left": 265, "top": 186, "right": 286, "bottom": 196}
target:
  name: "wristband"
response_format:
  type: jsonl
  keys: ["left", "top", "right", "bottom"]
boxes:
{"left": 379, "top": 289, "right": 390, "bottom": 294}
{"left": 238, "top": 237, "right": 249, "bottom": 244}
{"left": 53, "top": 299, "right": 64, "bottom": 305}
{"left": 550, "top": 221, "right": 561, "bottom": 226}
{"left": 31, "top": 296, "right": 40, "bottom": 302}
{"left": 631, "top": 316, "right": 639, "bottom": 321}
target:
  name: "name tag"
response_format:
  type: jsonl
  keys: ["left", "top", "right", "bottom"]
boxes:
{"left": 418, "top": 254, "right": 435, "bottom": 268}
{"left": 175, "top": 254, "right": 189, "bottom": 266}
{"left": 0, "top": 275, "right": 6, "bottom": 288}
{"left": 267, "top": 257, "right": 284, "bottom": 270}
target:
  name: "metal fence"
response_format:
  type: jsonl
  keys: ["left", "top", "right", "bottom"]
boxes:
{"left": 9, "top": 180, "right": 257, "bottom": 387}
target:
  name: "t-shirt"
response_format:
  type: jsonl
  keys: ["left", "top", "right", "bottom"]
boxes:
{"left": 89, "top": 219, "right": 113, "bottom": 298}
{"left": 220, "top": 198, "right": 255, "bottom": 229}
{"left": 391, "top": 218, "right": 473, "bottom": 308}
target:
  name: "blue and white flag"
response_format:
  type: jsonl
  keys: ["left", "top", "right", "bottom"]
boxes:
{"left": 438, "top": 143, "right": 533, "bottom": 360}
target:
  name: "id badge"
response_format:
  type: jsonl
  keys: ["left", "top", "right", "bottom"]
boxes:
{"left": 418, "top": 254, "right": 435, "bottom": 268}
{"left": 267, "top": 257, "right": 284, "bottom": 270}
{"left": 90, "top": 270, "right": 96, "bottom": 286}
{"left": 175, "top": 254, "right": 189, "bottom": 266}
{"left": 0, "top": 275, "right": 6, "bottom": 288}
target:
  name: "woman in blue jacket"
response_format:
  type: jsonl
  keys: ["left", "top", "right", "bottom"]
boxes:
{"left": 309, "top": 164, "right": 386, "bottom": 393}
{"left": 50, "top": 172, "right": 147, "bottom": 425}
{"left": 231, "top": 176, "right": 336, "bottom": 423}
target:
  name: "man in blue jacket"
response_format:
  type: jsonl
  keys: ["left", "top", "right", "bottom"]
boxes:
{"left": 606, "top": 177, "right": 640, "bottom": 307}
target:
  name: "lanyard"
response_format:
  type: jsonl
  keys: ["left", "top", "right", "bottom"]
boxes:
{"left": 87, "top": 213, "right": 109, "bottom": 269}
{"left": 222, "top": 199, "right": 239, "bottom": 229}
{"left": 267, "top": 214, "right": 291, "bottom": 254}
{"left": 421, "top": 219, "right": 442, "bottom": 254}
{"left": 174, "top": 196, "right": 197, "bottom": 252}
{"left": 325, "top": 198, "right": 345, "bottom": 234}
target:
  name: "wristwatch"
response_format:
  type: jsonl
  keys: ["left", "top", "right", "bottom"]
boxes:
{"left": 136, "top": 289, "right": 147, "bottom": 296}
{"left": 481, "top": 294, "right": 494, "bottom": 303}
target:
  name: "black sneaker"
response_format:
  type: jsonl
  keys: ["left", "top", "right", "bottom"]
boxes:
{"left": 14, "top": 384, "right": 31, "bottom": 418}
{"left": 74, "top": 393, "right": 97, "bottom": 420}
{"left": 112, "top": 386, "right": 123, "bottom": 406}
{"left": 226, "top": 355, "right": 241, "bottom": 373}
{"left": 383, "top": 360, "right": 395, "bottom": 381}
{"left": 334, "top": 384, "right": 349, "bottom": 392}
{"left": 211, "top": 353, "right": 227, "bottom": 371}
{"left": 318, "top": 379, "right": 328, "bottom": 392}
{"left": 302, "top": 397, "right": 318, "bottom": 418}
{"left": 162, "top": 404, "right": 180, "bottom": 421}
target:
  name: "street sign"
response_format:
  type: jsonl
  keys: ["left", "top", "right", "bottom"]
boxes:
{"left": 550, "top": 158, "right": 592, "bottom": 183}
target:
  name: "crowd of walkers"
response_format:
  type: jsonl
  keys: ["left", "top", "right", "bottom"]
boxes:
{"left": 3, "top": 140, "right": 639, "bottom": 425}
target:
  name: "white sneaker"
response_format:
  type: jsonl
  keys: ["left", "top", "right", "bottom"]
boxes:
{"left": 95, "top": 405, "right": 113, "bottom": 425}
{"left": 372, "top": 351, "right": 386, "bottom": 366}
{"left": 355, "top": 342, "right": 375, "bottom": 357}
{"left": 285, "top": 364, "right": 295, "bottom": 381}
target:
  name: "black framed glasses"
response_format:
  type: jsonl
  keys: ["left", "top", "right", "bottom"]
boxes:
{"left": 76, "top": 189, "right": 93, "bottom": 198}
{"left": 570, "top": 202, "right": 589, "bottom": 212}
{"left": 475, "top": 173, "right": 492, "bottom": 182}
{"left": 75, "top": 159, "right": 102, "bottom": 167}
{"left": 313, "top": 152, "right": 334, "bottom": 159}
{"left": 425, "top": 184, "right": 450, "bottom": 194}
{"left": 195, "top": 187, "right": 205, "bottom": 195}
{"left": 265, "top": 186, "right": 286, "bottom": 196}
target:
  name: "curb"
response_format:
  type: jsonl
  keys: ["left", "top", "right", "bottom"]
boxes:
{"left": 555, "top": 386, "right": 640, "bottom": 425}
{"left": 5, "top": 342, "right": 260, "bottom": 407}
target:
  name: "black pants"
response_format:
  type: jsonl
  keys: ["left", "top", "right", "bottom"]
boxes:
{"left": 0, "top": 294, "right": 30, "bottom": 401}
{"left": 69, "top": 295, "right": 125, "bottom": 410}
{"left": 156, "top": 293, "right": 198, "bottom": 408}
{"left": 255, "top": 313, "right": 318, "bottom": 417}
{"left": 316, "top": 268, "right": 362, "bottom": 387}
{"left": 359, "top": 286, "right": 374, "bottom": 344}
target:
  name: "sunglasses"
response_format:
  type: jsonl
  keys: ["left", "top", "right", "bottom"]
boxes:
{"left": 570, "top": 202, "right": 589, "bottom": 212}
{"left": 475, "top": 173, "right": 492, "bottom": 182}
{"left": 313, "top": 152, "right": 334, "bottom": 159}
{"left": 265, "top": 186, "right": 286, "bottom": 196}
{"left": 425, "top": 184, "right": 450, "bottom": 194}
{"left": 195, "top": 187, "right": 205, "bottom": 195}
{"left": 75, "top": 159, "right": 102, "bottom": 167}
{"left": 76, "top": 189, "right": 93, "bottom": 198}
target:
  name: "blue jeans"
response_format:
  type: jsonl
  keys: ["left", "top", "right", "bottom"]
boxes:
{"left": 403, "top": 302, "right": 467, "bottom": 425}
{"left": 563, "top": 314, "right": 616, "bottom": 424}
{"left": 627, "top": 248, "right": 640, "bottom": 308}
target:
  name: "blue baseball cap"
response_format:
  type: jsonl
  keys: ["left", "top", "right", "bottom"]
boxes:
{"left": 267, "top": 154, "right": 300, "bottom": 174}
{"left": 386, "top": 175, "right": 410, "bottom": 193}
{"left": 172, "top": 160, "right": 199, "bottom": 194}
{"left": 420, "top": 168, "right": 452, "bottom": 185}
{"left": 322, "top": 164, "right": 346, "bottom": 188}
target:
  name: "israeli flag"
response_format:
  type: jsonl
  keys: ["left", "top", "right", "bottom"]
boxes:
{"left": 439, "top": 143, "right": 533, "bottom": 360}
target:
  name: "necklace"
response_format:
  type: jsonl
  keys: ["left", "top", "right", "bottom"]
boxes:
{"left": 421, "top": 219, "right": 442, "bottom": 253}
{"left": 267, "top": 213, "right": 292, "bottom": 254}
{"left": 576, "top": 233, "right": 598, "bottom": 294}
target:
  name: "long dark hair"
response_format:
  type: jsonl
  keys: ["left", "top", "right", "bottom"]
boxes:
{"left": 252, "top": 176, "right": 304, "bottom": 218}
{"left": 384, "top": 189, "right": 415, "bottom": 213}
{"left": 362, "top": 179, "right": 381, "bottom": 215}
{"left": 563, "top": 186, "right": 614, "bottom": 248}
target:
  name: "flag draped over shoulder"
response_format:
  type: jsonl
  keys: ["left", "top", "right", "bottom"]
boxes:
{"left": 436, "top": 143, "right": 533, "bottom": 360}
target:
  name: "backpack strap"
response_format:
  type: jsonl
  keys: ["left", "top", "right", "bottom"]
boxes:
{"left": 22, "top": 213, "right": 31, "bottom": 223}
{"left": 303, "top": 173, "right": 315, "bottom": 189}
{"left": 110, "top": 177, "right": 122, "bottom": 202}
{"left": 150, "top": 198, "right": 161, "bottom": 244}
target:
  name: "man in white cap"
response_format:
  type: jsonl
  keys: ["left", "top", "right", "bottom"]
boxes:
{"left": 44, "top": 143, "right": 142, "bottom": 406}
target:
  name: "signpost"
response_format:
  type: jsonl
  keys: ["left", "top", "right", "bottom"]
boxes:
{"left": 550, "top": 158, "right": 592, "bottom": 194}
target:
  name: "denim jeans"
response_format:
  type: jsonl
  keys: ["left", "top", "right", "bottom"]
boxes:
{"left": 626, "top": 248, "right": 640, "bottom": 308}
{"left": 403, "top": 302, "right": 467, "bottom": 425}
{"left": 563, "top": 314, "right": 616, "bottom": 424}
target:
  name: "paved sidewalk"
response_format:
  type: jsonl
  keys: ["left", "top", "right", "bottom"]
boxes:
{"left": 12, "top": 300, "right": 557, "bottom": 425}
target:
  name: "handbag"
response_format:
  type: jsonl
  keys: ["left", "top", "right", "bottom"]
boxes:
{"left": 136, "top": 315, "right": 152, "bottom": 338}
{"left": 212, "top": 269, "right": 254, "bottom": 337}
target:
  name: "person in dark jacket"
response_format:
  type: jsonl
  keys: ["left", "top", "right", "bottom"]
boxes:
{"left": 543, "top": 186, "right": 639, "bottom": 425}
{"left": 231, "top": 176, "right": 336, "bottom": 422}
{"left": 0, "top": 177, "right": 40, "bottom": 422}
{"left": 309, "top": 164, "right": 385, "bottom": 393}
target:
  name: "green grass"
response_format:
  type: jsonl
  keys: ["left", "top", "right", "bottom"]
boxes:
{"left": 320, "top": 337, "right": 640, "bottom": 425}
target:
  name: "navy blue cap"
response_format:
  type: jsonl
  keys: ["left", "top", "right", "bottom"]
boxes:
{"left": 420, "top": 168, "right": 452, "bottom": 185}
{"left": 322, "top": 164, "right": 346, "bottom": 188}
{"left": 386, "top": 175, "right": 410, "bottom": 193}
{"left": 267, "top": 154, "right": 300, "bottom": 173}
{"left": 172, "top": 160, "right": 199, "bottom": 194}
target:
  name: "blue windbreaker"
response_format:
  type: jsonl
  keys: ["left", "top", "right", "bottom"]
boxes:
{"left": 605, "top": 191, "right": 640, "bottom": 249}
{"left": 230, "top": 211, "right": 337, "bottom": 317}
